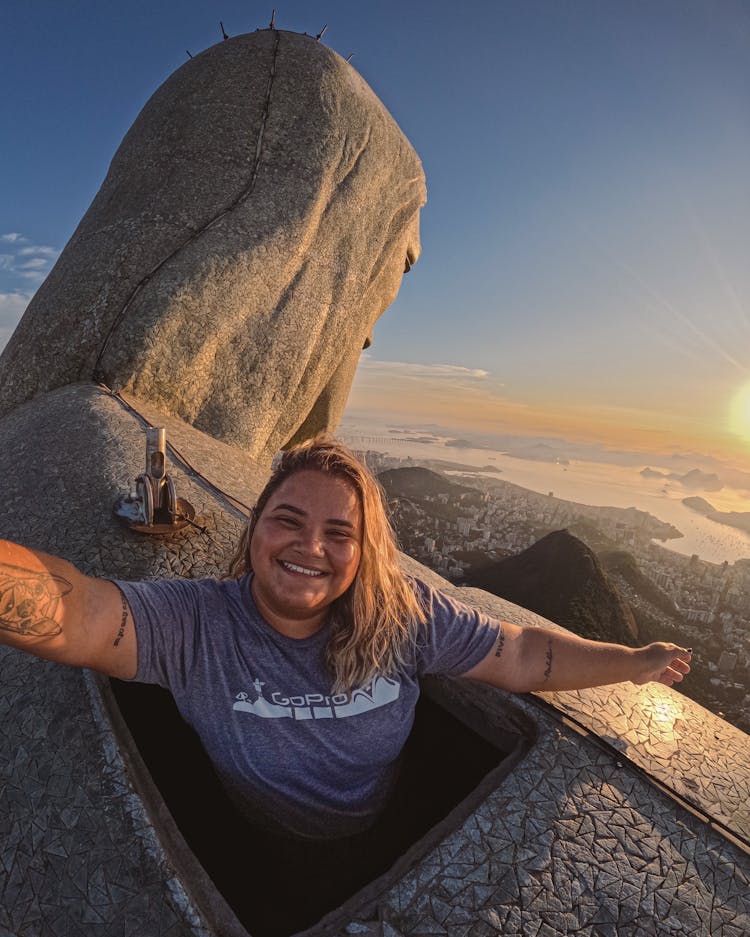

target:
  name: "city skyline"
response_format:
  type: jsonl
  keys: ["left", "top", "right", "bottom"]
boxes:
{"left": 1, "top": 1, "right": 749, "bottom": 469}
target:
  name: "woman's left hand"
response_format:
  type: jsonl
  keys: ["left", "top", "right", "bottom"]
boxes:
{"left": 631, "top": 643, "right": 692, "bottom": 687}
{"left": 464, "top": 624, "right": 694, "bottom": 694}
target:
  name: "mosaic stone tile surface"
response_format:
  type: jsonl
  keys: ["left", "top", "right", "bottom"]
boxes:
{"left": 0, "top": 385, "right": 254, "bottom": 936}
{"left": 409, "top": 571, "right": 750, "bottom": 845}
{"left": 1, "top": 391, "right": 748, "bottom": 937}
{"left": 339, "top": 684, "right": 750, "bottom": 937}
{"left": 0, "top": 651, "right": 212, "bottom": 937}
{"left": 538, "top": 682, "right": 750, "bottom": 843}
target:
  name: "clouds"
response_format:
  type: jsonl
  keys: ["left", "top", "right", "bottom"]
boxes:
{"left": 0, "top": 232, "right": 58, "bottom": 353}
{"left": 0, "top": 291, "right": 31, "bottom": 352}
{"left": 346, "top": 354, "right": 734, "bottom": 457}
{"left": 348, "top": 356, "right": 512, "bottom": 427}
{"left": 0, "top": 233, "right": 59, "bottom": 286}
{"left": 364, "top": 360, "right": 490, "bottom": 380}
{"left": 356, "top": 357, "right": 492, "bottom": 387}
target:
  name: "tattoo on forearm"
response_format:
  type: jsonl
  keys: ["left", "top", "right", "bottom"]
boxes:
{"left": 0, "top": 564, "right": 71, "bottom": 637}
{"left": 494, "top": 625, "right": 506, "bottom": 658}
{"left": 543, "top": 638, "right": 553, "bottom": 681}
{"left": 113, "top": 592, "right": 128, "bottom": 647}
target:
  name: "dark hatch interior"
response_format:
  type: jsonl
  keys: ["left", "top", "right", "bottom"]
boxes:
{"left": 109, "top": 680, "right": 526, "bottom": 936}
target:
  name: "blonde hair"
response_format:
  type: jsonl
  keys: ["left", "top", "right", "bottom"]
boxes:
{"left": 228, "top": 437, "right": 426, "bottom": 693}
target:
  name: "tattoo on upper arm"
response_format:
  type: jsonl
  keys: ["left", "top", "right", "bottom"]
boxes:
{"left": 0, "top": 564, "right": 72, "bottom": 637}
{"left": 494, "top": 625, "right": 506, "bottom": 658}
{"left": 543, "top": 638, "right": 553, "bottom": 681}
{"left": 113, "top": 591, "right": 128, "bottom": 647}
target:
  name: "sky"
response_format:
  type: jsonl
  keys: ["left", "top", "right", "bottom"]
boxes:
{"left": 2, "top": 0, "right": 750, "bottom": 473}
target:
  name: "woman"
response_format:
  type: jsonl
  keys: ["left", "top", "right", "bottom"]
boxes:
{"left": 0, "top": 437, "right": 692, "bottom": 932}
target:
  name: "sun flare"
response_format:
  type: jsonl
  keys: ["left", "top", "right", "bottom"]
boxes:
{"left": 728, "top": 382, "right": 750, "bottom": 443}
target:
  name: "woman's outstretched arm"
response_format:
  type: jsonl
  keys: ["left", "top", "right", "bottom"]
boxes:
{"left": 0, "top": 539, "right": 137, "bottom": 678}
{"left": 462, "top": 618, "right": 691, "bottom": 693}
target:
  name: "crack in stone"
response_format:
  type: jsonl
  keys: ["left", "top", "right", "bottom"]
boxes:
{"left": 91, "top": 29, "right": 282, "bottom": 384}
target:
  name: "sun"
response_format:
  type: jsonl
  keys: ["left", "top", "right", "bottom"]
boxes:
{"left": 728, "top": 382, "right": 750, "bottom": 443}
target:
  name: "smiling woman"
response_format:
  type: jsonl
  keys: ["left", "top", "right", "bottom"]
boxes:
{"left": 227, "top": 439, "right": 428, "bottom": 695}
{"left": 0, "top": 437, "right": 692, "bottom": 935}
{"left": 248, "top": 471, "right": 363, "bottom": 638}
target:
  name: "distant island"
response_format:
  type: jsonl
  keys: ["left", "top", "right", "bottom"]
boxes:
{"left": 445, "top": 438, "right": 480, "bottom": 449}
{"left": 421, "top": 458, "right": 501, "bottom": 474}
{"left": 682, "top": 496, "right": 750, "bottom": 534}
{"left": 503, "top": 443, "right": 570, "bottom": 465}
{"left": 641, "top": 467, "right": 722, "bottom": 491}
{"left": 446, "top": 437, "right": 570, "bottom": 464}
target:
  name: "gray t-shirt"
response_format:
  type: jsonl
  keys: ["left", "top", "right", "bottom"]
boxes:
{"left": 117, "top": 575, "right": 499, "bottom": 839}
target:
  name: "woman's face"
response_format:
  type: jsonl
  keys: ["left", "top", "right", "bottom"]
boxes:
{"left": 249, "top": 470, "right": 363, "bottom": 636}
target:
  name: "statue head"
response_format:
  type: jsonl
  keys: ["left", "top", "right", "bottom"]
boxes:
{"left": 0, "top": 30, "right": 425, "bottom": 463}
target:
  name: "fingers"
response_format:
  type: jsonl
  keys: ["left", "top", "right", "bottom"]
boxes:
{"left": 660, "top": 646, "right": 693, "bottom": 684}
{"left": 635, "top": 644, "right": 693, "bottom": 687}
{"left": 658, "top": 666, "right": 685, "bottom": 685}
{"left": 665, "top": 645, "right": 692, "bottom": 668}
{"left": 646, "top": 644, "right": 692, "bottom": 686}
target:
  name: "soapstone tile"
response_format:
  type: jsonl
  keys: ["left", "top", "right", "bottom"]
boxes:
{"left": 382, "top": 924, "right": 404, "bottom": 937}
{"left": 539, "top": 921, "right": 574, "bottom": 937}
{"left": 413, "top": 862, "right": 442, "bottom": 889}
{"left": 393, "top": 879, "right": 418, "bottom": 910}
{"left": 428, "top": 896, "right": 453, "bottom": 925}
{"left": 450, "top": 842, "right": 484, "bottom": 865}
{"left": 475, "top": 907, "right": 503, "bottom": 930}
{"left": 546, "top": 921, "right": 570, "bottom": 937}
{"left": 465, "top": 921, "right": 500, "bottom": 937}
{"left": 463, "top": 884, "right": 495, "bottom": 908}
{"left": 518, "top": 849, "right": 552, "bottom": 874}
{"left": 440, "top": 862, "right": 478, "bottom": 881}
{"left": 441, "top": 905, "right": 473, "bottom": 929}
{"left": 589, "top": 925, "right": 617, "bottom": 937}
{"left": 438, "top": 926, "right": 470, "bottom": 937}
{"left": 520, "top": 882, "right": 553, "bottom": 911}
{"left": 405, "top": 917, "right": 444, "bottom": 936}
{"left": 431, "top": 882, "right": 453, "bottom": 903}
{"left": 490, "top": 868, "right": 520, "bottom": 903}
{"left": 473, "top": 813, "right": 493, "bottom": 835}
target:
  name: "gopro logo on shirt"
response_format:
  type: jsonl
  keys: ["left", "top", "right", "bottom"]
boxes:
{"left": 233, "top": 674, "right": 401, "bottom": 720}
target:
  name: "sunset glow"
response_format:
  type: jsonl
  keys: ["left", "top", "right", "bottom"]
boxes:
{"left": 648, "top": 696, "right": 682, "bottom": 738}
{"left": 728, "top": 382, "right": 750, "bottom": 445}
{"left": 347, "top": 358, "right": 750, "bottom": 464}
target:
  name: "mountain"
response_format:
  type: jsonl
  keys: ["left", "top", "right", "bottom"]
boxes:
{"left": 681, "top": 496, "right": 714, "bottom": 516}
{"left": 378, "top": 467, "right": 477, "bottom": 501}
{"left": 445, "top": 438, "right": 477, "bottom": 449}
{"left": 599, "top": 550, "right": 679, "bottom": 618}
{"left": 504, "top": 443, "right": 570, "bottom": 465}
{"left": 466, "top": 530, "right": 637, "bottom": 645}
{"left": 683, "top": 496, "right": 750, "bottom": 534}
{"left": 640, "top": 467, "right": 722, "bottom": 491}
{"left": 679, "top": 469, "right": 722, "bottom": 490}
